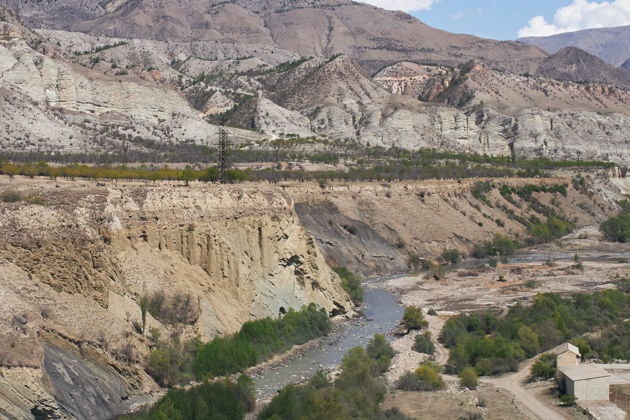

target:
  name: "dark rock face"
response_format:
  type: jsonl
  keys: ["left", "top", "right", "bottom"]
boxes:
{"left": 43, "top": 345, "right": 127, "bottom": 420}
{"left": 535, "top": 47, "right": 630, "bottom": 88}
{"left": 295, "top": 202, "right": 407, "bottom": 276}
{"left": 622, "top": 59, "right": 630, "bottom": 72}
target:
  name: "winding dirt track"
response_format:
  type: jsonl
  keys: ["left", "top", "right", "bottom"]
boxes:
{"left": 482, "top": 358, "right": 571, "bottom": 420}
{"left": 427, "top": 314, "right": 569, "bottom": 420}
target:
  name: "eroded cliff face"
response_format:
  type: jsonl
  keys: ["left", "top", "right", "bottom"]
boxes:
{"left": 288, "top": 177, "right": 620, "bottom": 276}
{"left": 0, "top": 181, "right": 352, "bottom": 420}
{"left": 0, "top": 174, "right": 625, "bottom": 419}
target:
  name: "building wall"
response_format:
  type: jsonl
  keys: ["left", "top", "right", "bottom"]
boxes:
{"left": 557, "top": 352, "right": 580, "bottom": 368}
{"left": 572, "top": 377, "right": 610, "bottom": 401}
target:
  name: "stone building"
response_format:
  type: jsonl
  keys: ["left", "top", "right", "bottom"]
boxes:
{"left": 559, "top": 365, "right": 612, "bottom": 401}
{"left": 552, "top": 342, "right": 581, "bottom": 368}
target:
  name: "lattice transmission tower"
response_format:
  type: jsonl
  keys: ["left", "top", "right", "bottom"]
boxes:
{"left": 217, "top": 128, "right": 230, "bottom": 184}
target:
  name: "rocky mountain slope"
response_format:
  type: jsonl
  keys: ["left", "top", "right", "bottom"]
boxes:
{"left": 0, "top": 179, "right": 352, "bottom": 419}
{"left": 7, "top": 0, "right": 548, "bottom": 74}
{"left": 236, "top": 56, "right": 630, "bottom": 162}
{"left": 622, "top": 59, "right": 630, "bottom": 71}
{"left": 1, "top": 4, "right": 630, "bottom": 163}
{"left": 535, "top": 47, "right": 630, "bottom": 88}
{"left": 0, "top": 7, "right": 261, "bottom": 154}
{"left": 519, "top": 25, "right": 630, "bottom": 67}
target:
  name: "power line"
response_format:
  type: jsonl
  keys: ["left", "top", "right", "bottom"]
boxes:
{"left": 217, "top": 128, "right": 230, "bottom": 184}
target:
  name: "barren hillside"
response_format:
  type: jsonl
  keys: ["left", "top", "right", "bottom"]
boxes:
{"left": 536, "top": 47, "right": 630, "bottom": 88}
{"left": 519, "top": 25, "right": 630, "bottom": 67}
{"left": 7, "top": 0, "right": 549, "bottom": 74}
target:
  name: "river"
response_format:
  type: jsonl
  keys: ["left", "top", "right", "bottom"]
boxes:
{"left": 252, "top": 250, "right": 630, "bottom": 398}
{"left": 253, "top": 276, "right": 403, "bottom": 398}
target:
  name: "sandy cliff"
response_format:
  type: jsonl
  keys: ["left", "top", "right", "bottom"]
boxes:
{"left": 0, "top": 180, "right": 351, "bottom": 419}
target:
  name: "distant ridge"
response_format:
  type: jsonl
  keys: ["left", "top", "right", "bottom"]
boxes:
{"left": 535, "top": 47, "right": 630, "bottom": 88}
{"left": 519, "top": 25, "right": 630, "bottom": 67}
{"left": 6, "top": 0, "right": 548, "bottom": 74}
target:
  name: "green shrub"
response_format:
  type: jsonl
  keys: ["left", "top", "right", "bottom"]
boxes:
{"left": 396, "top": 372, "right": 429, "bottom": 391}
{"left": 413, "top": 332, "right": 435, "bottom": 355}
{"left": 473, "top": 234, "right": 518, "bottom": 258}
{"left": 529, "top": 215, "right": 574, "bottom": 244}
{"left": 146, "top": 337, "right": 199, "bottom": 386}
{"left": 193, "top": 304, "right": 331, "bottom": 379}
{"left": 525, "top": 280, "right": 538, "bottom": 289}
{"left": 559, "top": 395, "right": 576, "bottom": 407}
{"left": 366, "top": 334, "right": 395, "bottom": 373}
{"left": 441, "top": 249, "right": 461, "bottom": 264}
{"left": 333, "top": 267, "right": 364, "bottom": 305}
{"left": 123, "top": 377, "right": 253, "bottom": 420}
{"left": 0, "top": 190, "right": 22, "bottom": 203}
{"left": 529, "top": 353, "right": 556, "bottom": 381}
{"left": 403, "top": 306, "right": 428, "bottom": 330}
{"left": 413, "top": 365, "right": 445, "bottom": 390}
{"left": 601, "top": 212, "right": 630, "bottom": 243}
{"left": 471, "top": 182, "right": 493, "bottom": 206}
{"left": 459, "top": 367, "right": 479, "bottom": 390}
{"left": 145, "top": 291, "right": 199, "bottom": 325}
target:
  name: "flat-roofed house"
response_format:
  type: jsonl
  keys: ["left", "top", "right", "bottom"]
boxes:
{"left": 559, "top": 365, "right": 611, "bottom": 401}
{"left": 553, "top": 343, "right": 581, "bottom": 368}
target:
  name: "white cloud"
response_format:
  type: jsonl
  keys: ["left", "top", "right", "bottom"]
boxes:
{"left": 360, "top": 0, "right": 437, "bottom": 12}
{"left": 519, "top": 0, "right": 630, "bottom": 38}
{"left": 451, "top": 11, "right": 466, "bottom": 20}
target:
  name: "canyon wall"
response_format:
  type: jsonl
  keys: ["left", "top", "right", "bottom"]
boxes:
{"left": 0, "top": 180, "right": 352, "bottom": 419}
{"left": 0, "top": 173, "right": 625, "bottom": 418}
{"left": 289, "top": 177, "right": 619, "bottom": 276}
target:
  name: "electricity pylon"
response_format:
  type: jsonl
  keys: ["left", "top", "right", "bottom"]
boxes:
{"left": 218, "top": 128, "right": 230, "bottom": 184}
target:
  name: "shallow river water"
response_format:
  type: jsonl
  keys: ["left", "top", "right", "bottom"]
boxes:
{"left": 253, "top": 277, "right": 403, "bottom": 397}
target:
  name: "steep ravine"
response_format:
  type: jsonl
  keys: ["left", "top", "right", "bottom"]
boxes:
{"left": 0, "top": 174, "right": 624, "bottom": 419}
{"left": 0, "top": 181, "right": 352, "bottom": 420}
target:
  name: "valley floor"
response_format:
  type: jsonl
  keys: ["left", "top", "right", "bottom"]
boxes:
{"left": 380, "top": 231, "right": 630, "bottom": 420}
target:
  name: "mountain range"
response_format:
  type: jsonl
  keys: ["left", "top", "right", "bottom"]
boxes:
{"left": 1, "top": 0, "right": 630, "bottom": 163}
{"left": 519, "top": 25, "right": 630, "bottom": 68}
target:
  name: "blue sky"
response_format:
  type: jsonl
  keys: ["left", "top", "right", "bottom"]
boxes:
{"left": 361, "top": 0, "right": 630, "bottom": 40}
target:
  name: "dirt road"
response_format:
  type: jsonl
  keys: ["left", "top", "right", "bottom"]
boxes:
{"left": 426, "top": 314, "right": 450, "bottom": 366}
{"left": 482, "top": 358, "right": 571, "bottom": 420}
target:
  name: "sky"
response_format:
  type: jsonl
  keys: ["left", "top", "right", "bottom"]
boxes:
{"left": 361, "top": 0, "right": 630, "bottom": 40}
